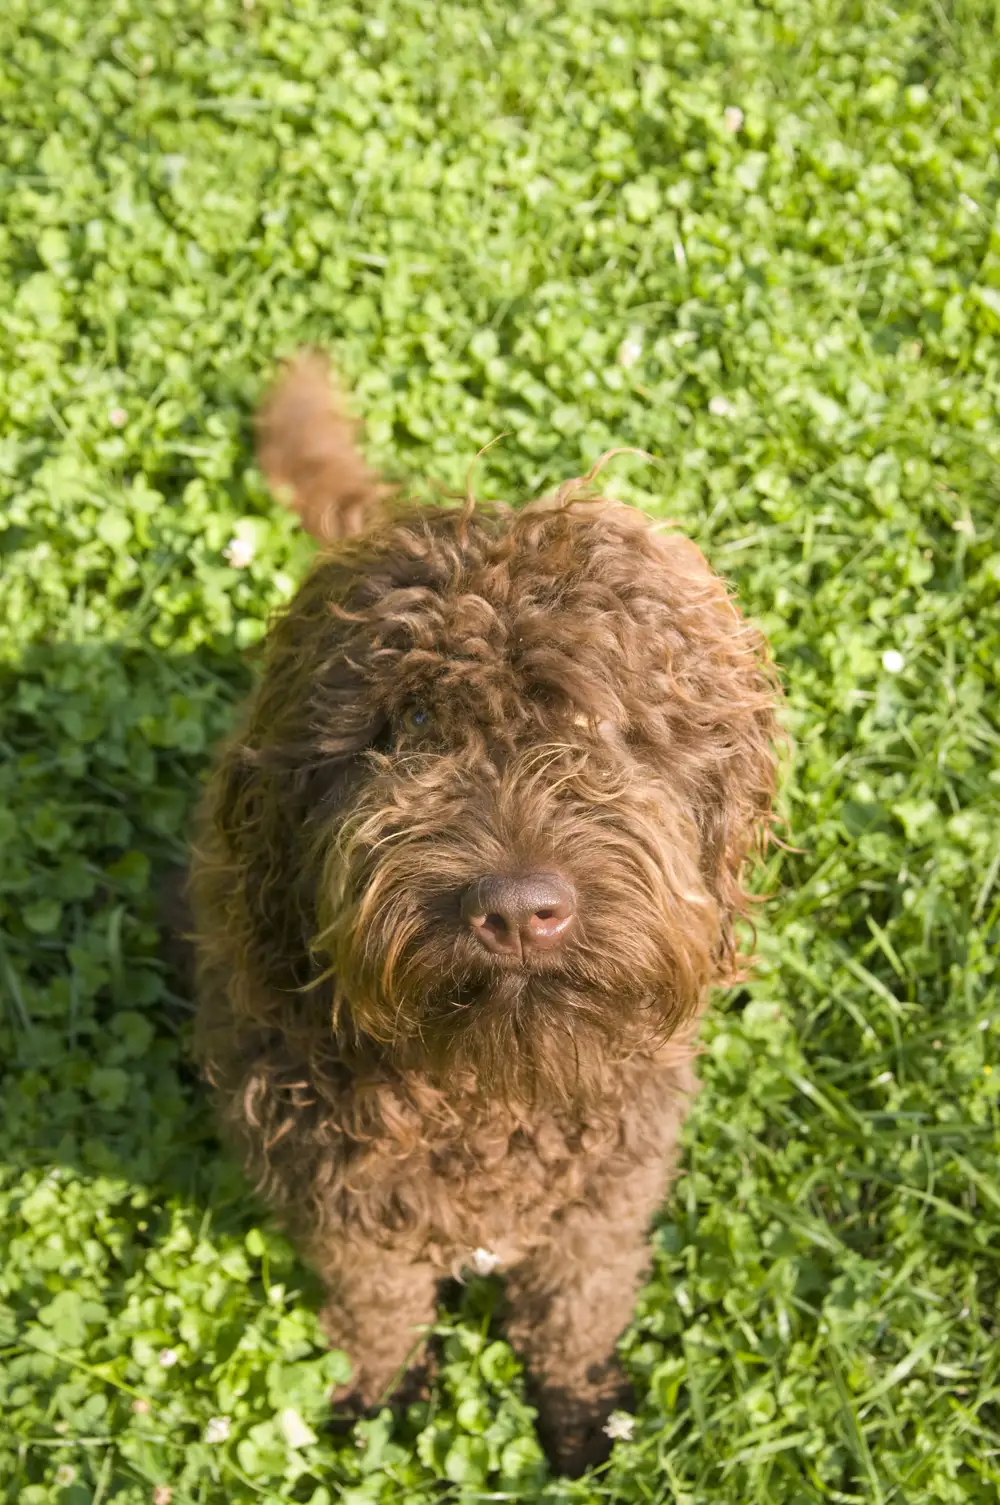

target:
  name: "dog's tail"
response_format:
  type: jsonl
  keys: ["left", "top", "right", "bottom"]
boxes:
{"left": 255, "top": 351, "right": 388, "bottom": 545}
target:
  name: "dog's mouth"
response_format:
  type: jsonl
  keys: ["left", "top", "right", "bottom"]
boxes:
{"left": 384, "top": 920, "right": 664, "bottom": 1032}
{"left": 440, "top": 951, "right": 575, "bottom": 1003}
{"left": 329, "top": 892, "right": 706, "bottom": 1104}
{"left": 369, "top": 955, "right": 682, "bottom": 1104}
{"left": 455, "top": 936, "right": 574, "bottom": 980}
{"left": 331, "top": 875, "right": 704, "bottom": 1026}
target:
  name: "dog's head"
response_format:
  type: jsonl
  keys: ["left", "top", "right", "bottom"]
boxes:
{"left": 199, "top": 364, "right": 780, "bottom": 1106}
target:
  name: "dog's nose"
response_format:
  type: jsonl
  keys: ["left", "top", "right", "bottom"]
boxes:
{"left": 460, "top": 873, "right": 576, "bottom": 959}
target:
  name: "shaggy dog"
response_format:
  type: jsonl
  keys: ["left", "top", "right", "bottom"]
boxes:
{"left": 191, "top": 354, "right": 780, "bottom": 1475}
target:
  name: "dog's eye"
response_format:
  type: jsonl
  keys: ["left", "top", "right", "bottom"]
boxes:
{"left": 400, "top": 705, "right": 430, "bottom": 734}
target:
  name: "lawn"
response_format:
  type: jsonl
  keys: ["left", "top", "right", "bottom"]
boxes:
{"left": 2, "top": 0, "right": 999, "bottom": 1500}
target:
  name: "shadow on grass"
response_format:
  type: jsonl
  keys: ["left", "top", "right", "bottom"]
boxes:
{"left": 0, "top": 635, "right": 279, "bottom": 1231}
{"left": 0, "top": 637, "right": 509, "bottom": 1458}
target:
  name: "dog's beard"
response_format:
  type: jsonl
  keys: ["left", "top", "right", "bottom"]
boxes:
{"left": 312, "top": 749, "right": 720, "bottom": 1108}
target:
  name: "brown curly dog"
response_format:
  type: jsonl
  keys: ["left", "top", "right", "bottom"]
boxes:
{"left": 191, "top": 353, "right": 780, "bottom": 1476}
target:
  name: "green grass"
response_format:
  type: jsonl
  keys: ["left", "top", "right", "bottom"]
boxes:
{"left": 2, "top": 0, "right": 999, "bottom": 1500}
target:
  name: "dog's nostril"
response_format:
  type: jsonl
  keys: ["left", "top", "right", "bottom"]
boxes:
{"left": 461, "top": 873, "right": 576, "bottom": 958}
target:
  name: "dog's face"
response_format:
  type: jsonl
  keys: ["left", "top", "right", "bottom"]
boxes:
{"left": 207, "top": 497, "right": 778, "bottom": 1104}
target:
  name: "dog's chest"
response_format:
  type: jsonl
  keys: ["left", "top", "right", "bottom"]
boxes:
{"left": 343, "top": 1056, "right": 695, "bottom": 1268}
{"left": 427, "top": 1114, "right": 615, "bottom": 1265}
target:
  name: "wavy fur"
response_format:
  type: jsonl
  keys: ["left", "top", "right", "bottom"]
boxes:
{"left": 192, "top": 356, "right": 780, "bottom": 1474}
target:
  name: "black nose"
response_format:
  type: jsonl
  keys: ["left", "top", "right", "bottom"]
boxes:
{"left": 460, "top": 873, "right": 576, "bottom": 959}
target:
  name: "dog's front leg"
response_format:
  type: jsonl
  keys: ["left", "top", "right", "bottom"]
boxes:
{"left": 503, "top": 1161, "right": 665, "bottom": 1477}
{"left": 308, "top": 1235, "right": 441, "bottom": 1412}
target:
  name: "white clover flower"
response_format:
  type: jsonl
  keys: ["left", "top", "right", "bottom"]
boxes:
{"left": 278, "top": 1408, "right": 318, "bottom": 1449}
{"left": 108, "top": 406, "right": 128, "bottom": 429}
{"left": 881, "top": 649, "right": 904, "bottom": 674}
{"left": 160, "top": 154, "right": 186, "bottom": 185}
{"left": 709, "top": 394, "right": 735, "bottom": 418}
{"left": 959, "top": 193, "right": 979, "bottom": 213}
{"left": 874, "top": 1071, "right": 894, "bottom": 1085}
{"left": 204, "top": 1415, "right": 231, "bottom": 1444}
{"left": 616, "top": 334, "right": 643, "bottom": 369}
{"left": 723, "top": 106, "right": 745, "bottom": 133}
{"left": 978, "top": 1019, "right": 990, "bottom": 1031}
{"left": 470, "top": 1247, "right": 500, "bottom": 1275}
{"left": 54, "top": 1465, "right": 77, "bottom": 1487}
{"left": 153, "top": 1488, "right": 173, "bottom": 1505}
{"left": 131, "top": 1397, "right": 151, "bottom": 1415}
{"left": 158, "top": 1348, "right": 179, "bottom": 1368}
{"left": 223, "top": 535, "right": 255, "bottom": 569}
{"left": 603, "top": 1411, "right": 636, "bottom": 1441}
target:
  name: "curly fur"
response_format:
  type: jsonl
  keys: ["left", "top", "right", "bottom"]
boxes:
{"left": 192, "top": 353, "right": 780, "bottom": 1474}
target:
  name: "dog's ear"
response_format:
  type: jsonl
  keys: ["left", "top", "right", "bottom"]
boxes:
{"left": 696, "top": 726, "right": 778, "bottom": 981}
{"left": 193, "top": 550, "right": 384, "bottom": 999}
{"left": 636, "top": 526, "right": 780, "bottom": 979}
{"left": 689, "top": 597, "right": 779, "bottom": 979}
{"left": 255, "top": 351, "right": 390, "bottom": 545}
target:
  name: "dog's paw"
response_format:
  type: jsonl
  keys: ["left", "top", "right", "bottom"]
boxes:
{"left": 533, "top": 1371, "right": 636, "bottom": 1478}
